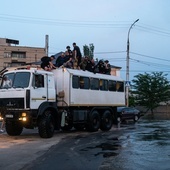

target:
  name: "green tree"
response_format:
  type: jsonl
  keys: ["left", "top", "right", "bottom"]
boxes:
{"left": 131, "top": 72, "right": 170, "bottom": 114}
{"left": 83, "top": 43, "right": 94, "bottom": 59}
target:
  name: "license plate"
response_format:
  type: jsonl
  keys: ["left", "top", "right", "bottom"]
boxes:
{"left": 6, "top": 114, "right": 13, "bottom": 118}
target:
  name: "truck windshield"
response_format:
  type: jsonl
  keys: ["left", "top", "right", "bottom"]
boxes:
{"left": 1, "top": 72, "right": 30, "bottom": 89}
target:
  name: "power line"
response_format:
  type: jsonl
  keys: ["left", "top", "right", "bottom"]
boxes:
{"left": 130, "top": 58, "right": 170, "bottom": 68}
{"left": 0, "top": 14, "right": 130, "bottom": 28}
{"left": 1, "top": 13, "right": 170, "bottom": 36}
{"left": 95, "top": 51, "right": 126, "bottom": 54}
{"left": 130, "top": 51, "right": 170, "bottom": 62}
{"left": 137, "top": 22, "right": 170, "bottom": 34}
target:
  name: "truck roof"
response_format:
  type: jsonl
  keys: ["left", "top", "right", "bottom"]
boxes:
{"left": 3, "top": 68, "right": 53, "bottom": 76}
{"left": 3, "top": 67, "right": 124, "bottom": 82}
{"left": 61, "top": 68, "right": 124, "bottom": 81}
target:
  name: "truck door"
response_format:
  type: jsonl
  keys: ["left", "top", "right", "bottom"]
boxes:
{"left": 30, "top": 74, "right": 47, "bottom": 109}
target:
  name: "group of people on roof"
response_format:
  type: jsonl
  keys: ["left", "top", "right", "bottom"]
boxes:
{"left": 40, "top": 42, "right": 111, "bottom": 75}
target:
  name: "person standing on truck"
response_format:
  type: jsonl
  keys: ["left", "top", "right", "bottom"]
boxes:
{"left": 41, "top": 55, "right": 56, "bottom": 71}
{"left": 72, "top": 42, "right": 82, "bottom": 69}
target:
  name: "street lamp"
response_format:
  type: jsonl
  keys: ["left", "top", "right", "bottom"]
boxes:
{"left": 126, "top": 19, "right": 139, "bottom": 107}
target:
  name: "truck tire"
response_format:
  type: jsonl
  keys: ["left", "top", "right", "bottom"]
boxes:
{"left": 6, "top": 120, "right": 23, "bottom": 136}
{"left": 38, "top": 111, "right": 55, "bottom": 138}
{"left": 86, "top": 110, "right": 100, "bottom": 132}
{"left": 100, "top": 110, "right": 113, "bottom": 131}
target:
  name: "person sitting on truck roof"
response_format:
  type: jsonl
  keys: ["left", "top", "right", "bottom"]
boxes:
{"left": 85, "top": 57, "right": 96, "bottom": 72}
{"left": 95, "top": 59, "right": 106, "bottom": 74}
{"left": 55, "top": 53, "right": 67, "bottom": 68}
{"left": 79, "top": 57, "right": 87, "bottom": 71}
{"left": 65, "top": 46, "right": 73, "bottom": 59}
{"left": 64, "top": 46, "right": 74, "bottom": 69}
{"left": 41, "top": 55, "right": 56, "bottom": 71}
{"left": 104, "top": 60, "right": 111, "bottom": 75}
{"left": 63, "top": 57, "right": 74, "bottom": 69}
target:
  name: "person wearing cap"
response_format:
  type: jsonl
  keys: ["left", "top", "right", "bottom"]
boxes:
{"left": 41, "top": 55, "right": 56, "bottom": 71}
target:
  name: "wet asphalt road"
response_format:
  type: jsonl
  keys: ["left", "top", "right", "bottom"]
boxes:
{"left": 21, "top": 115, "right": 170, "bottom": 170}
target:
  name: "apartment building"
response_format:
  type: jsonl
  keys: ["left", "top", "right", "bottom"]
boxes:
{"left": 0, "top": 38, "right": 46, "bottom": 71}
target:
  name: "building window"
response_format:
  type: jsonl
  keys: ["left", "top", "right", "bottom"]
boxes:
{"left": 3, "top": 62, "right": 11, "bottom": 68}
{"left": 4, "top": 52, "right": 11, "bottom": 58}
{"left": 11, "top": 62, "right": 25, "bottom": 67}
{"left": 11, "top": 51, "right": 26, "bottom": 59}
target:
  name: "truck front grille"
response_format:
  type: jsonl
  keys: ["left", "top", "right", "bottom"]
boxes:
{"left": 0, "top": 98, "right": 24, "bottom": 109}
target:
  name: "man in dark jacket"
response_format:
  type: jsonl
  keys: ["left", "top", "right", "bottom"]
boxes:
{"left": 72, "top": 42, "right": 82, "bottom": 69}
{"left": 41, "top": 55, "right": 56, "bottom": 71}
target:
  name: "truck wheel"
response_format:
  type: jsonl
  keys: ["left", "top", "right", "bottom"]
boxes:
{"left": 86, "top": 110, "right": 100, "bottom": 132}
{"left": 100, "top": 110, "right": 113, "bottom": 131}
{"left": 6, "top": 120, "right": 23, "bottom": 136}
{"left": 38, "top": 111, "right": 55, "bottom": 138}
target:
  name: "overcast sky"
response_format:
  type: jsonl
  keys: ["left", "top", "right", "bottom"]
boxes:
{"left": 1, "top": 0, "right": 170, "bottom": 81}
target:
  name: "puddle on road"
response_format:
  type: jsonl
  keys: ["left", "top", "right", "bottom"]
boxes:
{"left": 95, "top": 151, "right": 119, "bottom": 157}
{"left": 94, "top": 143, "right": 121, "bottom": 157}
{"left": 80, "top": 115, "right": 170, "bottom": 162}
{"left": 136, "top": 119, "right": 170, "bottom": 148}
{"left": 95, "top": 143, "right": 121, "bottom": 151}
{"left": 139, "top": 129, "right": 170, "bottom": 141}
{"left": 80, "top": 142, "right": 122, "bottom": 158}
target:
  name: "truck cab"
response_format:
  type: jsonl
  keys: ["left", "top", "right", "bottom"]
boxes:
{"left": 0, "top": 68, "right": 57, "bottom": 137}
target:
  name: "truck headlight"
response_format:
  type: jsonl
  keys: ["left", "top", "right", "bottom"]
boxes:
{"left": 19, "top": 112, "right": 27, "bottom": 121}
{"left": 22, "top": 113, "right": 27, "bottom": 117}
{"left": 0, "top": 116, "right": 3, "bottom": 121}
{"left": 22, "top": 117, "right": 27, "bottom": 121}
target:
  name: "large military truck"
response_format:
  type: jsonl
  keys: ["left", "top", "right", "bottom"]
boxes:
{"left": 0, "top": 67, "right": 125, "bottom": 138}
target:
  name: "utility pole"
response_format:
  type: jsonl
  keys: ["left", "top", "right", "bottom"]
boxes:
{"left": 45, "top": 35, "right": 49, "bottom": 56}
{"left": 126, "top": 19, "right": 139, "bottom": 107}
